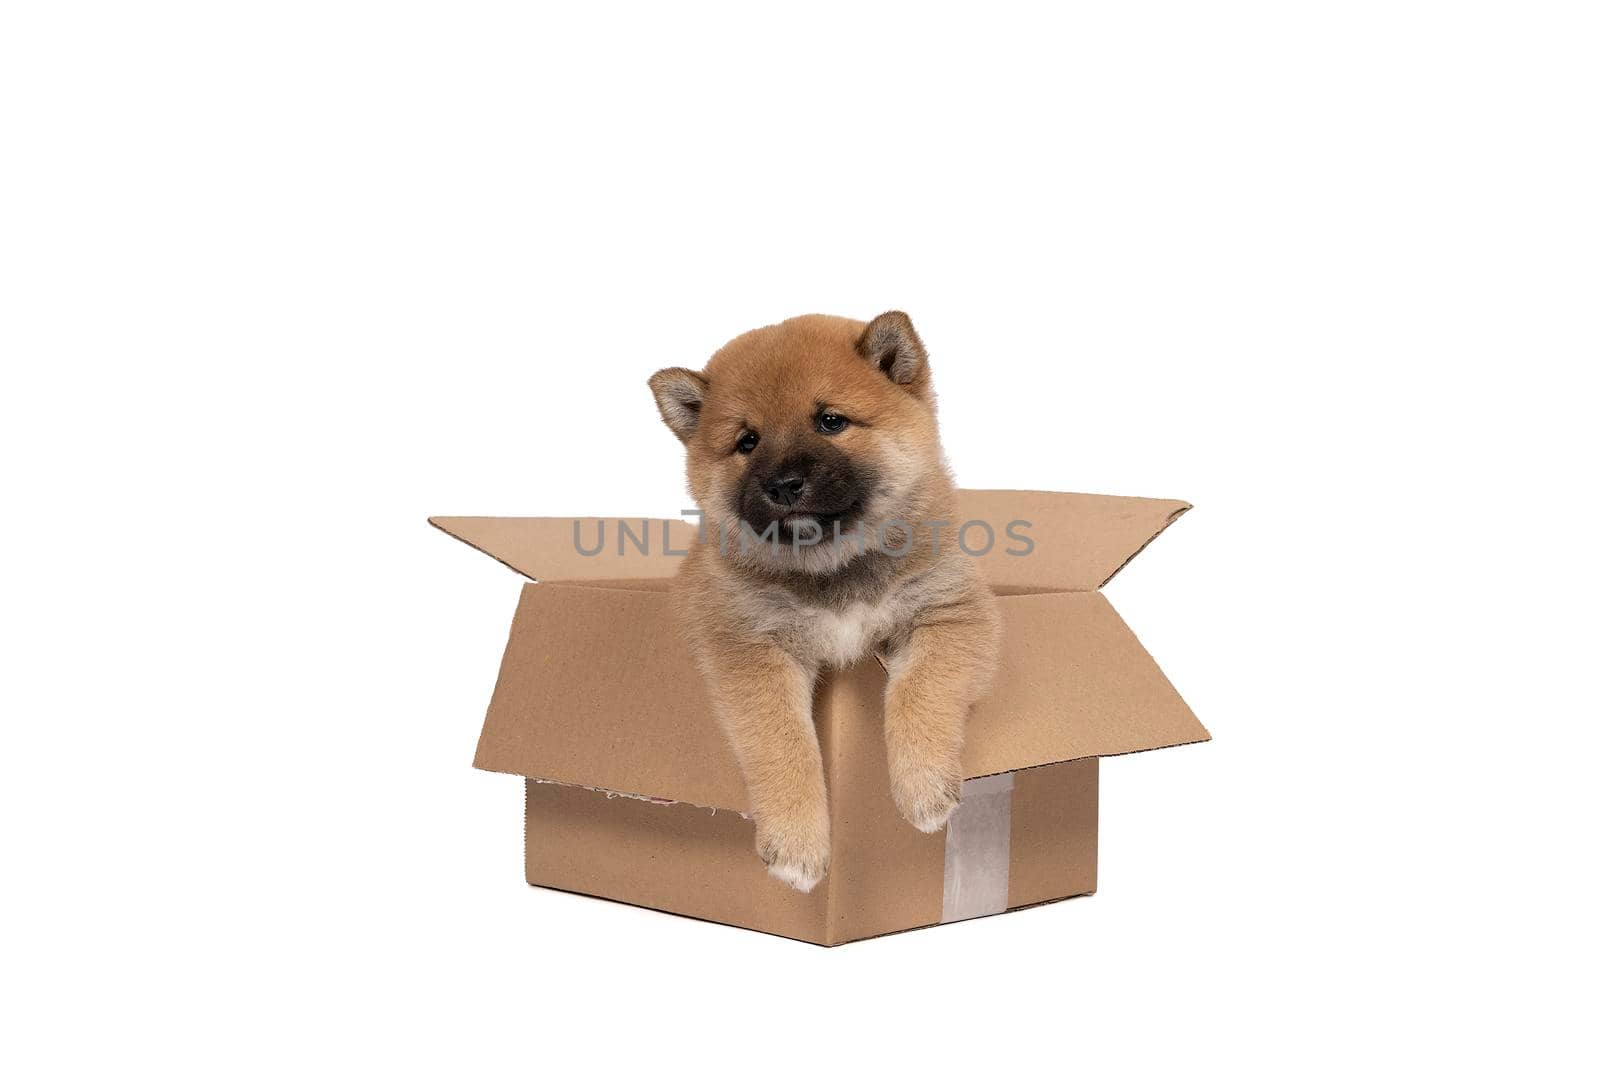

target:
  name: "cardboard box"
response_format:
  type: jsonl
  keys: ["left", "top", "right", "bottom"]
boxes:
{"left": 432, "top": 489, "right": 1209, "bottom": 945}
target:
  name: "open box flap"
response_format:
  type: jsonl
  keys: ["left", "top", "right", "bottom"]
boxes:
{"left": 956, "top": 489, "right": 1190, "bottom": 592}
{"left": 433, "top": 489, "right": 1186, "bottom": 592}
{"left": 475, "top": 582, "right": 748, "bottom": 811}
{"left": 472, "top": 584, "right": 1205, "bottom": 813}
{"left": 960, "top": 590, "right": 1209, "bottom": 778}
{"left": 429, "top": 516, "right": 694, "bottom": 584}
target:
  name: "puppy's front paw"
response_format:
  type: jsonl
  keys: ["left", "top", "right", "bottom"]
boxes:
{"left": 891, "top": 762, "right": 963, "bottom": 833}
{"left": 755, "top": 818, "right": 830, "bottom": 893}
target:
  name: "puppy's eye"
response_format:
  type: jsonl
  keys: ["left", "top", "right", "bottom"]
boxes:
{"left": 735, "top": 431, "right": 760, "bottom": 454}
{"left": 816, "top": 412, "right": 849, "bottom": 435}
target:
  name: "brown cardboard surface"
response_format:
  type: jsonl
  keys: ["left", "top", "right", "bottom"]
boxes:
{"left": 1008, "top": 759, "right": 1098, "bottom": 908}
{"left": 524, "top": 779, "right": 828, "bottom": 944}
{"left": 820, "top": 663, "right": 947, "bottom": 944}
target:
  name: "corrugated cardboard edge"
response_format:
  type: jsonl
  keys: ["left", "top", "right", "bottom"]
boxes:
{"left": 524, "top": 774, "right": 750, "bottom": 817}
{"left": 521, "top": 880, "right": 838, "bottom": 948}
{"left": 1097, "top": 501, "right": 1192, "bottom": 589}
{"left": 821, "top": 894, "right": 1098, "bottom": 947}
{"left": 427, "top": 515, "right": 692, "bottom": 584}
{"left": 428, "top": 516, "right": 535, "bottom": 581}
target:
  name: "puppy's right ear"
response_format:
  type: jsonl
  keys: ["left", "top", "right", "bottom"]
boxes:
{"left": 648, "top": 367, "right": 709, "bottom": 444}
{"left": 858, "top": 310, "right": 929, "bottom": 390}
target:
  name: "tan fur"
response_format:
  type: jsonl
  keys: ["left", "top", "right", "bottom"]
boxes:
{"left": 649, "top": 312, "right": 1000, "bottom": 892}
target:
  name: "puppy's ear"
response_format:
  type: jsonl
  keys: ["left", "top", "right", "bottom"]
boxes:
{"left": 857, "top": 311, "right": 928, "bottom": 389}
{"left": 648, "top": 367, "right": 710, "bottom": 443}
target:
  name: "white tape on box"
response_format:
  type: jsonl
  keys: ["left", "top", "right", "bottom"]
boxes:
{"left": 940, "top": 772, "right": 1015, "bottom": 923}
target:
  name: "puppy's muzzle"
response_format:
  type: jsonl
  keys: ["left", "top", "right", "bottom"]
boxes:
{"left": 737, "top": 447, "right": 869, "bottom": 540}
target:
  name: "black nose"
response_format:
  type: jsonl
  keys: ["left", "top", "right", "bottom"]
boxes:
{"left": 764, "top": 474, "right": 807, "bottom": 507}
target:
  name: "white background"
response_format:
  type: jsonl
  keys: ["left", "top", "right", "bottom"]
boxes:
{"left": 3, "top": 2, "right": 1596, "bottom": 1063}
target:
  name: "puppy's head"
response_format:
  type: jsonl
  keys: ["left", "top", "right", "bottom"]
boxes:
{"left": 649, "top": 312, "right": 944, "bottom": 573}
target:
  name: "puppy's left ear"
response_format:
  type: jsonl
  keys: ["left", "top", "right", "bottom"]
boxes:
{"left": 648, "top": 367, "right": 709, "bottom": 444}
{"left": 858, "top": 311, "right": 929, "bottom": 391}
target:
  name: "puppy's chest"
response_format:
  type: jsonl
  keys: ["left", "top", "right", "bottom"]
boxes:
{"left": 789, "top": 597, "right": 908, "bottom": 669}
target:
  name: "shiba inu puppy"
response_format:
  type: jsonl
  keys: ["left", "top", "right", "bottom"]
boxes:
{"left": 649, "top": 312, "right": 1000, "bottom": 892}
